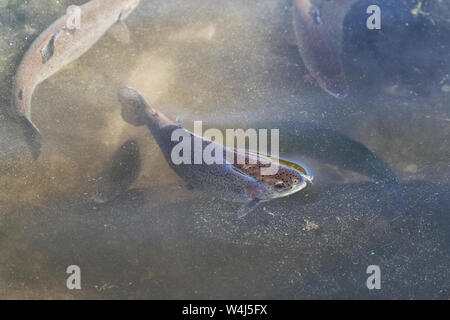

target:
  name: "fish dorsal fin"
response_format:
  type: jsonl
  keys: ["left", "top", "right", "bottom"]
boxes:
{"left": 277, "top": 158, "right": 308, "bottom": 175}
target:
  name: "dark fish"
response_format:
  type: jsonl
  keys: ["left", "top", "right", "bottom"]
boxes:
{"left": 92, "top": 139, "right": 141, "bottom": 204}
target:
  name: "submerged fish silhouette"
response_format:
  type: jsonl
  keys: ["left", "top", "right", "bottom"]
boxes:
{"left": 292, "top": 0, "right": 358, "bottom": 98}
{"left": 12, "top": 0, "right": 141, "bottom": 159}
{"left": 92, "top": 139, "right": 141, "bottom": 204}
{"left": 118, "top": 86, "right": 313, "bottom": 218}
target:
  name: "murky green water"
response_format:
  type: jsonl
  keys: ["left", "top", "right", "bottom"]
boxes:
{"left": 0, "top": 0, "right": 448, "bottom": 299}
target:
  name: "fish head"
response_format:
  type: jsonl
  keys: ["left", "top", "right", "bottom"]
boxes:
{"left": 246, "top": 164, "right": 313, "bottom": 200}
{"left": 118, "top": 86, "right": 149, "bottom": 126}
{"left": 267, "top": 165, "right": 313, "bottom": 199}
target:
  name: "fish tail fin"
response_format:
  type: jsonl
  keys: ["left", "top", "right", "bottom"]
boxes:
{"left": 118, "top": 86, "right": 151, "bottom": 127}
{"left": 20, "top": 116, "right": 42, "bottom": 160}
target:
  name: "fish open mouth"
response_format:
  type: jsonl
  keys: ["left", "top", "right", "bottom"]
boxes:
{"left": 302, "top": 174, "right": 314, "bottom": 185}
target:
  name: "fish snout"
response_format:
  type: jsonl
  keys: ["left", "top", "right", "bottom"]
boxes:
{"left": 118, "top": 86, "right": 148, "bottom": 126}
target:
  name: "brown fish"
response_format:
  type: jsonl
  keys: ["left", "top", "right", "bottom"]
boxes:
{"left": 12, "top": 0, "right": 141, "bottom": 159}
{"left": 292, "top": 0, "right": 358, "bottom": 98}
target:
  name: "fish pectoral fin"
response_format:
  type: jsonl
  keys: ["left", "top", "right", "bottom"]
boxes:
{"left": 108, "top": 21, "right": 131, "bottom": 44}
{"left": 237, "top": 198, "right": 261, "bottom": 218}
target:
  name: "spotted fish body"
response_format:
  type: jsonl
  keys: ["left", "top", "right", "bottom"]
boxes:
{"left": 12, "top": 0, "right": 141, "bottom": 159}
{"left": 118, "top": 86, "right": 312, "bottom": 217}
{"left": 292, "top": 0, "right": 358, "bottom": 98}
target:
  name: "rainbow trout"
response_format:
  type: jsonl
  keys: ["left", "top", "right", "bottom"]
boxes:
{"left": 12, "top": 0, "right": 141, "bottom": 159}
{"left": 118, "top": 87, "right": 313, "bottom": 218}
{"left": 292, "top": 0, "right": 358, "bottom": 98}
